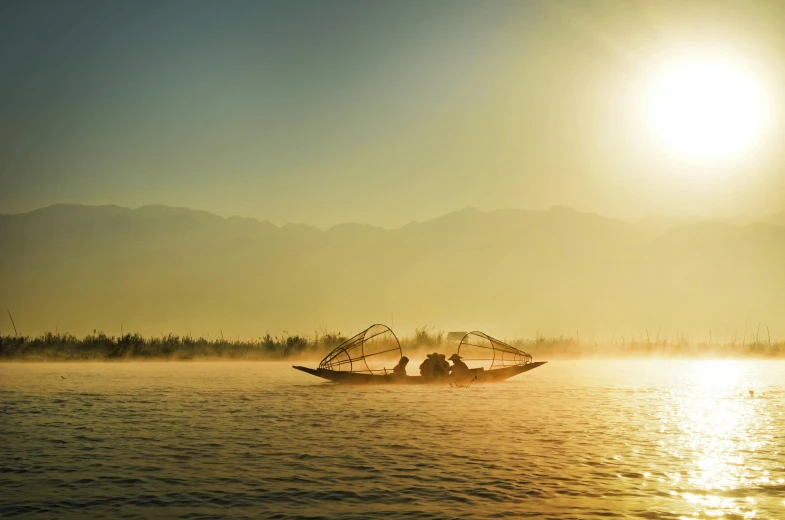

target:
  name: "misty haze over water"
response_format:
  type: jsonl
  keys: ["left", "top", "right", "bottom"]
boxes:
{"left": 3, "top": 1, "right": 785, "bottom": 519}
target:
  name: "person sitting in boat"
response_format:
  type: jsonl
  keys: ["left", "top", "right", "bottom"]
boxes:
{"left": 440, "top": 354, "right": 450, "bottom": 374}
{"left": 419, "top": 354, "right": 435, "bottom": 378}
{"left": 449, "top": 353, "right": 470, "bottom": 378}
{"left": 430, "top": 353, "right": 449, "bottom": 378}
{"left": 392, "top": 356, "right": 409, "bottom": 377}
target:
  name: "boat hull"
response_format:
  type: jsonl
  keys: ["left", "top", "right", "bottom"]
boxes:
{"left": 292, "top": 361, "right": 547, "bottom": 384}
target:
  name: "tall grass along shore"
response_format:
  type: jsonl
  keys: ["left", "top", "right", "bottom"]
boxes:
{"left": 1, "top": 327, "right": 783, "bottom": 361}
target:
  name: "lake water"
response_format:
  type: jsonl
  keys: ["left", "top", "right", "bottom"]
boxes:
{"left": 1, "top": 360, "right": 783, "bottom": 519}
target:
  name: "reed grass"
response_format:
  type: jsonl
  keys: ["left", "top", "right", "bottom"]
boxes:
{"left": 1, "top": 327, "right": 783, "bottom": 361}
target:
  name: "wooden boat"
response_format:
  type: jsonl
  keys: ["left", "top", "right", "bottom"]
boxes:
{"left": 293, "top": 324, "right": 546, "bottom": 385}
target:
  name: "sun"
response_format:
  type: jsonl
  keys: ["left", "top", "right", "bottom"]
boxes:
{"left": 644, "top": 52, "right": 769, "bottom": 164}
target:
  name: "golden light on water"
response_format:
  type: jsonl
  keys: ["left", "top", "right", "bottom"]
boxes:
{"left": 661, "top": 361, "right": 775, "bottom": 518}
{"left": 644, "top": 51, "right": 770, "bottom": 164}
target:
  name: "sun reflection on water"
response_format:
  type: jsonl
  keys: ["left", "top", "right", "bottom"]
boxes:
{"left": 661, "top": 361, "right": 775, "bottom": 518}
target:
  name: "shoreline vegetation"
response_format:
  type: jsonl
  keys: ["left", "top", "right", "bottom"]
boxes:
{"left": 1, "top": 327, "right": 784, "bottom": 361}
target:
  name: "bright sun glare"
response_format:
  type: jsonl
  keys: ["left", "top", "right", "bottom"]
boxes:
{"left": 644, "top": 52, "right": 769, "bottom": 163}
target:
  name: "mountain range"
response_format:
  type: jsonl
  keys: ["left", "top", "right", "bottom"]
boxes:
{"left": 1, "top": 204, "right": 784, "bottom": 340}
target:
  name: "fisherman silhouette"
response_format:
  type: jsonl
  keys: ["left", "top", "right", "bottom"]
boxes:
{"left": 449, "top": 353, "right": 469, "bottom": 378}
{"left": 433, "top": 353, "right": 449, "bottom": 378}
{"left": 419, "top": 354, "right": 436, "bottom": 378}
{"left": 392, "top": 356, "right": 409, "bottom": 377}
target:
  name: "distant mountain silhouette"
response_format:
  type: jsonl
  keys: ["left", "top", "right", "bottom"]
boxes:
{"left": 1, "top": 204, "right": 783, "bottom": 339}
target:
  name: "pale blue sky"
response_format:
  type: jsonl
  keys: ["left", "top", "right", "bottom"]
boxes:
{"left": 2, "top": 0, "right": 783, "bottom": 227}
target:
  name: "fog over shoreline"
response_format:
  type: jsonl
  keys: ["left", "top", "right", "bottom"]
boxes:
{"left": 2, "top": 327, "right": 784, "bottom": 362}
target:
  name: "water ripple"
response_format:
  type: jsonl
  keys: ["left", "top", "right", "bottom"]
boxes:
{"left": 1, "top": 360, "right": 783, "bottom": 519}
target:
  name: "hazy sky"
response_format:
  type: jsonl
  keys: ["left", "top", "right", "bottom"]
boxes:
{"left": 2, "top": 0, "right": 784, "bottom": 228}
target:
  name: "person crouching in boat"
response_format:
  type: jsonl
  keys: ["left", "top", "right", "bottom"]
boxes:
{"left": 419, "top": 353, "right": 436, "bottom": 378}
{"left": 449, "top": 353, "right": 469, "bottom": 378}
{"left": 392, "top": 356, "right": 409, "bottom": 377}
